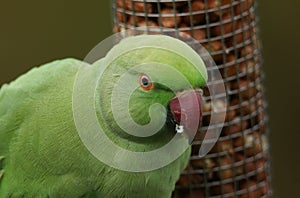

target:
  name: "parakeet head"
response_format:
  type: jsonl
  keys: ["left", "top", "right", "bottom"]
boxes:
{"left": 95, "top": 34, "right": 208, "bottom": 152}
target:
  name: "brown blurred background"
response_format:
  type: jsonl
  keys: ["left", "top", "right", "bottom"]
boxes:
{"left": 0, "top": 0, "right": 299, "bottom": 197}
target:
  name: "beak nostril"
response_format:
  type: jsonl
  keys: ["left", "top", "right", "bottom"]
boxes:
{"left": 195, "top": 88, "right": 204, "bottom": 96}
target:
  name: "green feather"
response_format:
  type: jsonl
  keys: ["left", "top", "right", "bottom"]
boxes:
{"left": 0, "top": 171, "right": 3, "bottom": 184}
{"left": 0, "top": 156, "right": 4, "bottom": 182}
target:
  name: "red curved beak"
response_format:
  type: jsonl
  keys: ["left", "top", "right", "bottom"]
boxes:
{"left": 169, "top": 90, "right": 203, "bottom": 143}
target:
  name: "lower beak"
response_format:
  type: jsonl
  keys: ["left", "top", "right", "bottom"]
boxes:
{"left": 169, "top": 89, "right": 203, "bottom": 143}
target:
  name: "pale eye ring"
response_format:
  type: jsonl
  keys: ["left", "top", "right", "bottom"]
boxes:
{"left": 139, "top": 74, "right": 153, "bottom": 91}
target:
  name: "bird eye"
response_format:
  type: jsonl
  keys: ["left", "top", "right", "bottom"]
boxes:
{"left": 139, "top": 74, "right": 153, "bottom": 91}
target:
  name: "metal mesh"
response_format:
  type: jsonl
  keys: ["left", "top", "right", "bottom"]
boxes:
{"left": 112, "top": 0, "right": 272, "bottom": 197}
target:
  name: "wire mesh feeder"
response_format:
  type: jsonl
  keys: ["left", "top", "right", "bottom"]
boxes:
{"left": 112, "top": 0, "right": 272, "bottom": 197}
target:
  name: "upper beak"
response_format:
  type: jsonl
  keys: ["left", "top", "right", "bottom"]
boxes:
{"left": 169, "top": 89, "right": 203, "bottom": 143}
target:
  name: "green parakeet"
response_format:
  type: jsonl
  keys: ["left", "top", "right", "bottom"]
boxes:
{"left": 0, "top": 35, "right": 207, "bottom": 198}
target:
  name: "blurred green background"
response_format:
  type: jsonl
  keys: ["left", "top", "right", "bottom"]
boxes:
{"left": 0, "top": 0, "right": 299, "bottom": 197}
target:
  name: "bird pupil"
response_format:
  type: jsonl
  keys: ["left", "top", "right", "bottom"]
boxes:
{"left": 142, "top": 77, "right": 149, "bottom": 86}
